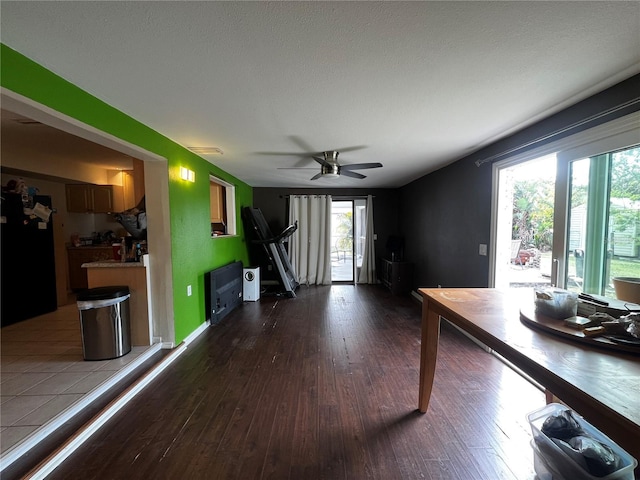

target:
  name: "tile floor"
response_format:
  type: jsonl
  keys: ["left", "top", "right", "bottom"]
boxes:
{"left": 1, "top": 303, "right": 153, "bottom": 455}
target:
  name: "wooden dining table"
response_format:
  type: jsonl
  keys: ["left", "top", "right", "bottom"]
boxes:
{"left": 418, "top": 288, "right": 640, "bottom": 461}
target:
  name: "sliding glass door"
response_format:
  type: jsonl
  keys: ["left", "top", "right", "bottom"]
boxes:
{"left": 491, "top": 112, "right": 640, "bottom": 294}
{"left": 330, "top": 198, "right": 369, "bottom": 283}
{"left": 553, "top": 146, "right": 640, "bottom": 295}
{"left": 331, "top": 201, "right": 354, "bottom": 282}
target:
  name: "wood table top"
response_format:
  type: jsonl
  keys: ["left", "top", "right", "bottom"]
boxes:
{"left": 418, "top": 287, "right": 640, "bottom": 457}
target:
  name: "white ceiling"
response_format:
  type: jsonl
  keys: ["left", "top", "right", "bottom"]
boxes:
{"left": 1, "top": 1, "right": 639, "bottom": 188}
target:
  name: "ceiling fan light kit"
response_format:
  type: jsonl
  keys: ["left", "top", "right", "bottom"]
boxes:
{"left": 307, "top": 150, "right": 382, "bottom": 181}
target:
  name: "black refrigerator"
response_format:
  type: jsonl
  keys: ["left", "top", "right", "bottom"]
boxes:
{"left": 1, "top": 193, "right": 57, "bottom": 326}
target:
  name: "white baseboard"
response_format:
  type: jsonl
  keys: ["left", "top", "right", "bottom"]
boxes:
{"left": 182, "top": 320, "right": 210, "bottom": 346}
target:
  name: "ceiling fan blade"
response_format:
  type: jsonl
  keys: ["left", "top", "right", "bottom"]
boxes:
{"left": 254, "top": 151, "right": 308, "bottom": 156}
{"left": 288, "top": 135, "right": 316, "bottom": 153}
{"left": 312, "top": 155, "right": 331, "bottom": 167}
{"left": 310, "top": 172, "right": 323, "bottom": 181}
{"left": 340, "top": 170, "right": 366, "bottom": 179}
{"left": 341, "top": 162, "right": 383, "bottom": 171}
{"left": 328, "top": 145, "right": 367, "bottom": 153}
{"left": 277, "top": 167, "right": 317, "bottom": 170}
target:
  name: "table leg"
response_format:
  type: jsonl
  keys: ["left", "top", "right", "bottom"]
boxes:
{"left": 418, "top": 302, "right": 441, "bottom": 413}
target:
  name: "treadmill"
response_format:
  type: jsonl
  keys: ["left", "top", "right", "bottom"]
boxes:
{"left": 242, "top": 206, "right": 299, "bottom": 297}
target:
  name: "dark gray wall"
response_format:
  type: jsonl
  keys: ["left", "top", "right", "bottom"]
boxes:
{"left": 252, "top": 76, "right": 639, "bottom": 291}
{"left": 401, "top": 158, "right": 492, "bottom": 288}
{"left": 400, "top": 74, "right": 640, "bottom": 290}
{"left": 253, "top": 188, "right": 401, "bottom": 259}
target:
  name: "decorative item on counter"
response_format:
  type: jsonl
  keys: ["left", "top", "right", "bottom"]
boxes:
{"left": 583, "top": 326, "right": 606, "bottom": 337}
{"left": 71, "top": 233, "right": 81, "bottom": 247}
{"left": 120, "top": 237, "right": 127, "bottom": 262}
{"left": 78, "top": 236, "right": 93, "bottom": 245}
{"left": 138, "top": 240, "right": 148, "bottom": 256}
{"left": 121, "top": 236, "right": 141, "bottom": 262}
{"left": 623, "top": 312, "right": 640, "bottom": 339}
{"left": 534, "top": 287, "right": 578, "bottom": 319}
{"left": 563, "top": 316, "right": 596, "bottom": 330}
{"left": 112, "top": 243, "right": 122, "bottom": 261}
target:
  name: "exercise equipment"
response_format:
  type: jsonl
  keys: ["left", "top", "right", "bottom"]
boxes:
{"left": 242, "top": 207, "right": 299, "bottom": 297}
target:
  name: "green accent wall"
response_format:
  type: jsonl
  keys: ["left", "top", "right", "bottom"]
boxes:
{"left": 1, "top": 44, "right": 252, "bottom": 344}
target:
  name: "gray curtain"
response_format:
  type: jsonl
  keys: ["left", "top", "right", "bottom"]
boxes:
{"left": 288, "top": 195, "right": 332, "bottom": 285}
{"left": 358, "top": 195, "right": 376, "bottom": 284}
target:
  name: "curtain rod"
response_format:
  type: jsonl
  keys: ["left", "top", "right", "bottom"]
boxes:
{"left": 281, "top": 194, "right": 375, "bottom": 199}
{"left": 474, "top": 97, "right": 640, "bottom": 167}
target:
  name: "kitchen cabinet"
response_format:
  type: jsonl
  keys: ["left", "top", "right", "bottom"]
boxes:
{"left": 210, "top": 181, "right": 225, "bottom": 223}
{"left": 67, "top": 246, "right": 113, "bottom": 290}
{"left": 66, "top": 184, "right": 123, "bottom": 213}
{"left": 378, "top": 258, "right": 413, "bottom": 295}
{"left": 121, "top": 171, "right": 136, "bottom": 210}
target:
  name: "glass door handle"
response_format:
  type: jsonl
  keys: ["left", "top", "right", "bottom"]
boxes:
{"left": 551, "top": 258, "right": 559, "bottom": 287}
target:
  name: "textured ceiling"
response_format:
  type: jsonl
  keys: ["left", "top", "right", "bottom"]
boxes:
{"left": 1, "top": 1, "right": 639, "bottom": 188}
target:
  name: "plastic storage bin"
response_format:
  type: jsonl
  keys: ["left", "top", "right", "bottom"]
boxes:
{"left": 527, "top": 403, "right": 637, "bottom": 480}
{"left": 77, "top": 286, "right": 131, "bottom": 360}
{"left": 534, "top": 288, "right": 578, "bottom": 319}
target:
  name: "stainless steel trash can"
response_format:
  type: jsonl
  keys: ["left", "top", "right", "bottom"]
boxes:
{"left": 77, "top": 286, "right": 131, "bottom": 360}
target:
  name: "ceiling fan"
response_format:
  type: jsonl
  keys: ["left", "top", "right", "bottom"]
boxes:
{"left": 282, "top": 150, "right": 383, "bottom": 180}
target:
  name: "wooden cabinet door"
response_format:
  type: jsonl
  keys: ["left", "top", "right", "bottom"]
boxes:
{"left": 91, "top": 185, "right": 114, "bottom": 213}
{"left": 67, "top": 247, "right": 113, "bottom": 290}
{"left": 66, "top": 184, "right": 123, "bottom": 214}
{"left": 122, "top": 171, "right": 136, "bottom": 210}
{"left": 66, "top": 184, "right": 91, "bottom": 212}
{"left": 210, "top": 182, "right": 225, "bottom": 223}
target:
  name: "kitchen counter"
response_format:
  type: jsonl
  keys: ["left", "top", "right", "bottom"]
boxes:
{"left": 83, "top": 255, "right": 152, "bottom": 346}
{"left": 82, "top": 259, "right": 144, "bottom": 268}
{"left": 67, "top": 245, "right": 114, "bottom": 291}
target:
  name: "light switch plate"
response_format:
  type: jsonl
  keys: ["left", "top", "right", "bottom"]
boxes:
{"left": 479, "top": 244, "right": 488, "bottom": 256}
{"left": 187, "top": 285, "right": 192, "bottom": 296}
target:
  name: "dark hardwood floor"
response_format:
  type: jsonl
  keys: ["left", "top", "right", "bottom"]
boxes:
{"left": 45, "top": 285, "right": 544, "bottom": 479}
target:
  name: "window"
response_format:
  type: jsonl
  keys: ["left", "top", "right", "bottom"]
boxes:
{"left": 209, "top": 175, "right": 236, "bottom": 237}
{"left": 558, "top": 146, "right": 640, "bottom": 296}
{"left": 490, "top": 111, "right": 640, "bottom": 292}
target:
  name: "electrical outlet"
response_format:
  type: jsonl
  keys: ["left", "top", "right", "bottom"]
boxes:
{"left": 479, "top": 244, "right": 488, "bottom": 256}
{"left": 187, "top": 285, "right": 192, "bottom": 296}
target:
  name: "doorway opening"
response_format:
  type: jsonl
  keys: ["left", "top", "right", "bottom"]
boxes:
{"left": 330, "top": 198, "right": 367, "bottom": 283}
{"left": 331, "top": 201, "right": 354, "bottom": 282}
{"left": 493, "top": 154, "right": 556, "bottom": 289}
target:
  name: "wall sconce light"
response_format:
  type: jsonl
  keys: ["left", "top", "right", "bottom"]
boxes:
{"left": 180, "top": 167, "right": 195, "bottom": 182}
